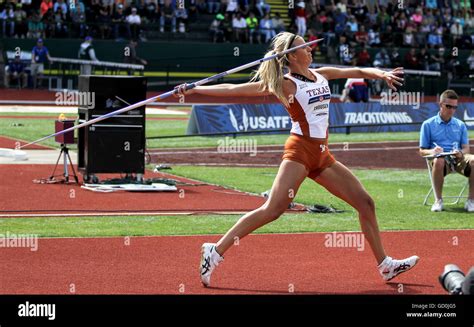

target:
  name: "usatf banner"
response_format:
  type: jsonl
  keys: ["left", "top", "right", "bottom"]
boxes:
{"left": 187, "top": 104, "right": 291, "bottom": 134}
{"left": 187, "top": 103, "right": 474, "bottom": 134}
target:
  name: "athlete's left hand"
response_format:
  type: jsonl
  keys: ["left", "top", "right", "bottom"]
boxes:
{"left": 382, "top": 67, "right": 404, "bottom": 91}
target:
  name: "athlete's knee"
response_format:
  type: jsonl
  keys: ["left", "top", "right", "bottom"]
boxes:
{"left": 261, "top": 204, "right": 287, "bottom": 222}
{"left": 356, "top": 194, "right": 376, "bottom": 214}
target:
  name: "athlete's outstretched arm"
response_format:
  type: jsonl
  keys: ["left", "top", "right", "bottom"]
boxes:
{"left": 174, "top": 81, "right": 272, "bottom": 97}
{"left": 316, "top": 67, "right": 404, "bottom": 91}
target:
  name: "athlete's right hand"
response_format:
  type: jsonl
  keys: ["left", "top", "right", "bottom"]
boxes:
{"left": 173, "top": 83, "right": 194, "bottom": 97}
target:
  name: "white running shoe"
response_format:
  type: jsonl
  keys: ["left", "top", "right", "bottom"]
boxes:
{"left": 378, "top": 255, "right": 420, "bottom": 281}
{"left": 465, "top": 199, "right": 474, "bottom": 212}
{"left": 200, "top": 243, "right": 223, "bottom": 287}
{"left": 431, "top": 199, "right": 444, "bottom": 212}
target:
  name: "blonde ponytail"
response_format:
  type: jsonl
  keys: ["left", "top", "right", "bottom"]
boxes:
{"left": 250, "top": 32, "right": 297, "bottom": 107}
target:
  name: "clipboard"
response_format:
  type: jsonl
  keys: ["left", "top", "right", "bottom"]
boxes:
{"left": 423, "top": 151, "right": 457, "bottom": 159}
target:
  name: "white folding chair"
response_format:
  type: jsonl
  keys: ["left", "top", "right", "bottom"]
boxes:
{"left": 423, "top": 156, "right": 468, "bottom": 206}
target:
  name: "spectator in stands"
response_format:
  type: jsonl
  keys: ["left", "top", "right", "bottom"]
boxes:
{"left": 260, "top": 13, "right": 276, "bottom": 43}
{"left": 410, "top": 7, "right": 423, "bottom": 26}
{"left": 356, "top": 46, "right": 371, "bottom": 66}
{"left": 160, "top": 0, "right": 176, "bottom": 33}
{"left": 206, "top": 0, "right": 220, "bottom": 14}
{"left": 367, "top": 27, "right": 381, "bottom": 47}
{"left": 427, "top": 23, "right": 444, "bottom": 48}
{"left": 336, "top": 0, "right": 348, "bottom": 14}
{"left": 468, "top": 50, "right": 474, "bottom": 75}
{"left": 415, "top": 25, "right": 427, "bottom": 48}
{"left": 175, "top": 4, "right": 188, "bottom": 33}
{"left": 210, "top": 13, "right": 224, "bottom": 43}
{"left": 71, "top": 4, "right": 87, "bottom": 38}
{"left": 142, "top": 0, "right": 159, "bottom": 24}
{"left": 373, "top": 48, "right": 391, "bottom": 68}
{"left": 380, "top": 25, "right": 394, "bottom": 47}
{"left": 271, "top": 12, "right": 285, "bottom": 34}
{"left": 221, "top": 12, "right": 233, "bottom": 42}
{"left": 333, "top": 7, "right": 348, "bottom": 35}
{"left": 352, "top": 0, "right": 368, "bottom": 23}
{"left": 232, "top": 12, "right": 247, "bottom": 42}
{"left": 450, "top": 18, "right": 464, "bottom": 43}
{"left": 417, "top": 47, "right": 430, "bottom": 71}
{"left": 429, "top": 47, "right": 445, "bottom": 71}
{"left": 27, "top": 10, "right": 45, "bottom": 39}
{"left": 346, "top": 15, "right": 358, "bottom": 34}
{"left": 5, "top": 55, "right": 27, "bottom": 88}
{"left": 69, "top": 0, "right": 86, "bottom": 15}
{"left": 395, "top": 11, "right": 408, "bottom": 32}
{"left": 13, "top": 3, "right": 27, "bottom": 38}
{"left": 112, "top": 4, "right": 129, "bottom": 40}
{"left": 404, "top": 48, "right": 420, "bottom": 70}
{"left": 42, "top": 8, "right": 56, "bottom": 38}
{"left": 127, "top": 7, "right": 142, "bottom": 38}
{"left": 366, "top": 5, "right": 377, "bottom": 27}
{"left": 53, "top": 0, "right": 68, "bottom": 15}
{"left": 123, "top": 39, "right": 147, "bottom": 65}
{"left": 419, "top": 90, "right": 474, "bottom": 212}
{"left": 246, "top": 11, "right": 259, "bottom": 44}
{"left": 21, "top": 0, "right": 33, "bottom": 16}
{"left": 98, "top": 3, "right": 112, "bottom": 39}
{"left": 0, "top": 3, "right": 14, "bottom": 37}
{"left": 239, "top": 0, "right": 250, "bottom": 16}
{"left": 295, "top": 1, "right": 307, "bottom": 37}
{"left": 376, "top": 6, "right": 390, "bottom": 31}
{"left": 390, "top": 47, "right": 402, "bottom": 67}
{"left": 53, "top": 6, "right": 68, "bottom": 37}
{"left": 78, "top": 36, "right": 99, "bottom": 61}
{"left": 255, "top": 0, "right": 270, "bottom": 18}
{"left": 354, "top": 25, "right": 368, "bottom": 45}
{"left": 425, "top": 0, "right": 437, "bottom": 10}
{"left": 465, "top": 11, "right": 474, "bottom": 34}
{"left": 337, "top": 34, "right": 351, "bottom": 65}
{"left": 226, "top": 0, "right": 238, "bottom": 13}
{"left": 31, "top": 38, "right": 52, "bottom": 88}
{"left": 403, "top": 26, "right": 415, "bottom": 47}
{"left": 40, "top": 0, "right": 53, "bottom": 17}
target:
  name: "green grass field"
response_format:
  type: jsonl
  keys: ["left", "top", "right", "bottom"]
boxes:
{"left": 5, "top": 113, "right": 474, "bottom": 149}
{"left": 1, "top": 112, "right": 473, "bottom": 238}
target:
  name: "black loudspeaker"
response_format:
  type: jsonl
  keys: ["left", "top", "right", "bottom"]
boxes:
{"left": 77, "top": 75, "right": 147, "bottom": 180}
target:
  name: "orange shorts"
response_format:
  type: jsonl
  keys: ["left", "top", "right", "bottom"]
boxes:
{"left": 282, "top": 133, "right": 336, "bottom": 179}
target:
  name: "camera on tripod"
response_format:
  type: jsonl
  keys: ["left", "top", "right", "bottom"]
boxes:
{"left": 48, "top": 116, "right": 79, "bottom": 184}
{"left": 439, "top": 264, "right": 474, "bottom": 295}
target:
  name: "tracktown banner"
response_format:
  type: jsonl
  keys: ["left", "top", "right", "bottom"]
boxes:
{"left": 187, "top": 103, "right": 474, "bottom": 134}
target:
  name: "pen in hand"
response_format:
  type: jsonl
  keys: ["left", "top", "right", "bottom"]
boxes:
{"left": 433, "top": 142, "right": 443, "bottom": 155}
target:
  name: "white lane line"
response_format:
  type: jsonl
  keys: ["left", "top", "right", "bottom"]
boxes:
{"left": 7, "top": 228, "right": 473, "bottom": 240}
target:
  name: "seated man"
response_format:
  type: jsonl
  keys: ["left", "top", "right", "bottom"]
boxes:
{"left": 419, "top": 89, "right": 474, "bottom": 212}
{"left": 5, "top": 55, "right": 28, "bottom": 88}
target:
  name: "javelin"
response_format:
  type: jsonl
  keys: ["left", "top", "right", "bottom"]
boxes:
{"left": 20, "top": 37, "right": 324, "bottom": 149}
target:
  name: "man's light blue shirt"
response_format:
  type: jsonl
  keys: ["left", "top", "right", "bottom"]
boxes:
{"left": 419, "top": 113, "right": 468, "bottom": 151}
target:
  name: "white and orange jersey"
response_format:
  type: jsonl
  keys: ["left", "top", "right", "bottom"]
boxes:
{"left": 283, "top": 69, "right": 331, "bottom": 139}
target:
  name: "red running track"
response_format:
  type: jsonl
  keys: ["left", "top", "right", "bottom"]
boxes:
{"left": 0, "top": 230, "right": 472, "bottom": 294}
{"left": 0, "top": 136, "right": 51, "bottom": 150}
{"left": 0, "top": 164, "right": 304, "bottom": 216}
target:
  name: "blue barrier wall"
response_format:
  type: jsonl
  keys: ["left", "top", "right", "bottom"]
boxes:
{"left": 188, "top": 103, "right": 474, "bottom": 134}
